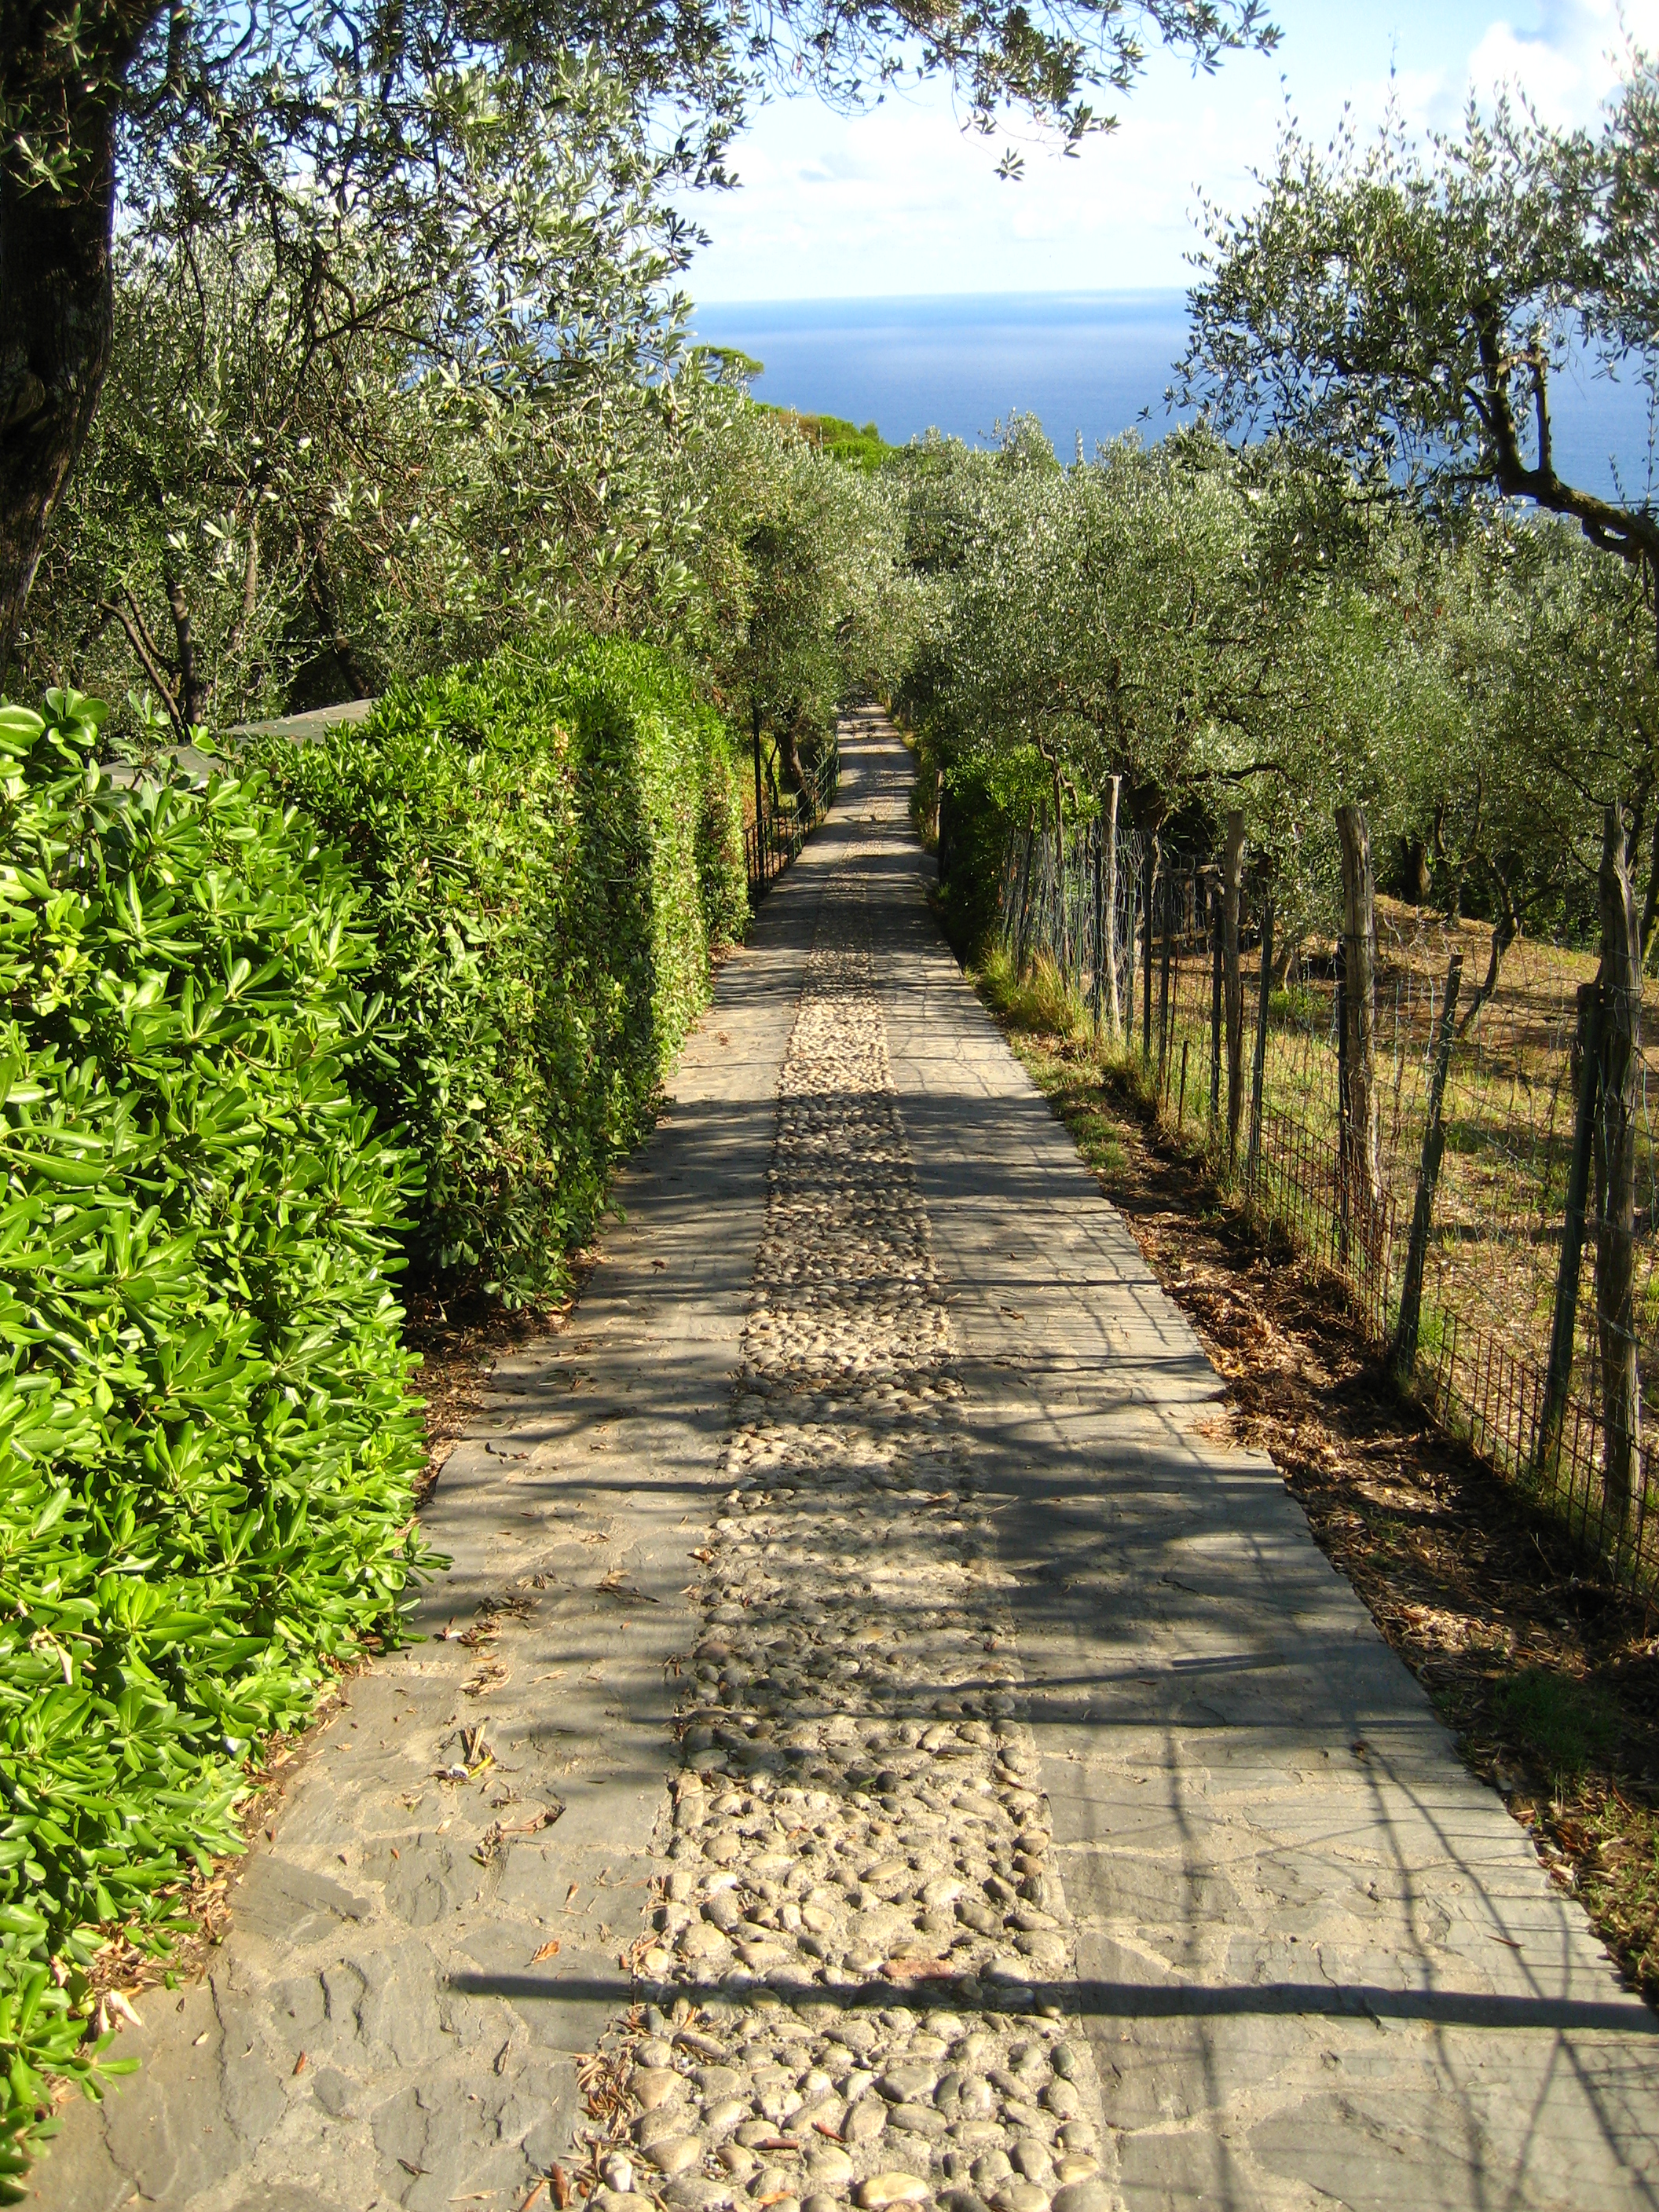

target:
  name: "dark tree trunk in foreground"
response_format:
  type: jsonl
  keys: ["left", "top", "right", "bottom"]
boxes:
{"left": 779, "top": 721, "right": 808, "bottom": 793}
{"left": 1595, "top": 803, "right": 1643, "bottom": 1532}
{"left": 0, "top": 26, "right": 137, "bottom": 665}
{"left": 1456, "top": 871, "right": 1519, "bottom": 1038}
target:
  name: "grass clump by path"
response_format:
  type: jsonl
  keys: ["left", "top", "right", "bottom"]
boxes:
{"left": 966, "top": 936, "right": 1659, "bottom": 2008}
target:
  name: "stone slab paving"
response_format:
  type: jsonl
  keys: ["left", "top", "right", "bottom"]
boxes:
{"left": 867, "top": 733, "right": 1659, "bottom": 2210}
{"left": 34, "top": 716, "right": 1659, "bottom": 2212}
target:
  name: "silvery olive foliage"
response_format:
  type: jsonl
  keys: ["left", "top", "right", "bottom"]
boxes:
{"left": 895, "top": 419, "right": 1658, "bottom": 961}
{"left": 21, "top": 54, "right": 713, "bottom": 733}
{"left": 1182, "top": 53, "right": 1659, "bottom": 603}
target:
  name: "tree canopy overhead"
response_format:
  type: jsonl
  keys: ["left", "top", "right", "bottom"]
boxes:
{"left": 0, "top": 0, "right": 1278, "bottom": 661}
{"left": 1181, "top": 59, "right": 1659, "bottom": 595}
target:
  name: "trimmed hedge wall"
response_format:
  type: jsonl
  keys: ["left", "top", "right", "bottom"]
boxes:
{"left": 0, "top": 691, "right": 428, "bottom": 2186}
{"left": 0, "top": 641, "right": 747, "bottom": 2188}
{"left": 254, "top": 636, "right": 747, "bottom": 1299}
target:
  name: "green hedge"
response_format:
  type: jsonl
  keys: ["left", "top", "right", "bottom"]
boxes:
{"left": 0, "top": 639, "right": 745, "bottom": 2185}
{"left": 937, "top": 755, "right": 1014, "bottom": 959}
{"left": 0, "top": 692, "right": 429, "bottom": 2189}
{"left": 254, "top": 635, "right": 747, "bottom": 1300}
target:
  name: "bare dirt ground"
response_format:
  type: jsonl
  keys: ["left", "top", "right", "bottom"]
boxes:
{"left": 971, "top": 956, "right": 1659, "bottom": 2008}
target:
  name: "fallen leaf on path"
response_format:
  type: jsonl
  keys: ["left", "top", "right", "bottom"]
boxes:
{"left": 598, "top": 1569, "right": 657, "bottom": 1602}
{"left": 551, "top": 2166, "right": 571, "bottom": 2209}
{"left": 511, "top": 1802, "right": 563, "bottom": 1833}
{"left": 531, "top": 1936, "right": 562, "bottom": 1962}
{"left": 292, "top": 2051, "right": 307, "bottom": 2075}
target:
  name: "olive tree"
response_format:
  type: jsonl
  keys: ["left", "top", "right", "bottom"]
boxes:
{"left": 1182, "top": 65, "right": 1659, "bottom": 1515}
{"left": 0, "top": 0, "right": 1277, "bottom": 665}
{"left": 715, "top": 409, "right": 911, "bottom": 795}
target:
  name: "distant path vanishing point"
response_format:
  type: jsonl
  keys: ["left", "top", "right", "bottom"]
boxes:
{"left": 39, "top": 715, "right": 1659, "bottom": 2212}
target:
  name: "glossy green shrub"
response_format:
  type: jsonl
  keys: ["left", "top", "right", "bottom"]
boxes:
{"left": 0, "top": 692, "right": 428, "bottom": 2188}
{"left": 256, "top": 635, "right": 746, "bottom": 1298}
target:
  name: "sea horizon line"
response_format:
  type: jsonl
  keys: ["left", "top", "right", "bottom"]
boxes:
{"left": 689, "top": 286, "right": 1190, "bottom": 318}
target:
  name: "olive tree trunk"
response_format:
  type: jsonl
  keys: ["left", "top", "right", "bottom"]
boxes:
{"left": 0, "top": 46, "right": 137, "bottom": 663}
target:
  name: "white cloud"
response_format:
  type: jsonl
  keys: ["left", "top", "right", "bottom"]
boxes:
{"left": 683, "top": 2, "right": 1657, "bottom": 302}
{"left": 1465, "top": 0, "right": 1659, "bottom": 123}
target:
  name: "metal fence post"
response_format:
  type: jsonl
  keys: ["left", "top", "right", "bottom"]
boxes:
{"left": 1142, "top": 840, "right": 1156, "bottom": 1062}
{"left": 1157, "top": 866, "right": 1174, "bottom": 1093}
{"left": 752, "top": 705, "right": 766, "bottom": 890}
{"left": 1209, "top": 881, "right": 1222, "bottom": 1128}
{"left": 1335, "top": 944, "right": 1349, "bottom": 1263}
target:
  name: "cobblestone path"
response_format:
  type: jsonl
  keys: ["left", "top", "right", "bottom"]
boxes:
{"left": 38, "top": 719, "right": 1659, "bottom": 2212}
{"left": 600, "top": 840, "right": 1119, "bottom": 2212}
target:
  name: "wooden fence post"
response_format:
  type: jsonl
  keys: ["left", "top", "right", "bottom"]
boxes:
{"left": 1335, "top": 804, "right": 1382, "bottom": 1209}
{"left": 1246, "top": 895, "right": 1273, "bottom": 1190}
{"left": 1390, "top": 952, "right": 1464, "bottom": 1380}
{"left": 1222, "top": 811, "right": 1247, "bottom": 1165}
{"left": 1541, "top": 980, "right": 1602, "bottom": 1469}
{"left": 1209, "top": 881, "right": 1222, "bottom": 1126}
{"left": 1595, "top": 804, "right": 1643, "bottom": 1529}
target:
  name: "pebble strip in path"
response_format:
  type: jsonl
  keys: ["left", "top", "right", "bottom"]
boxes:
{"left": 584, "top": 848, "right": 1121, "bottom": 2212}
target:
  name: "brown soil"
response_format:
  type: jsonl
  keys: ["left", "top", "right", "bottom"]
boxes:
{"left": 975, "top": 971, "right": 1659, "bottom": 2007}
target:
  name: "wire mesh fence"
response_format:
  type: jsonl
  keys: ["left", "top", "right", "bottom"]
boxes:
{"left": 745, "top": 731, "right": 840, "bottom": 901}
{"left": 994, "top": 802, "right": 1659, "bottom": 1591}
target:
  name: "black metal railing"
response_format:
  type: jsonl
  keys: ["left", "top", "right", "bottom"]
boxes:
{"left": 745, "top": 731, "right": 840, "bottom": 901}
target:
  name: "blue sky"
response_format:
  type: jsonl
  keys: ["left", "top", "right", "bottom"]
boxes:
{"left": 685, "top": 0, "right": 1657, "bottom": 300}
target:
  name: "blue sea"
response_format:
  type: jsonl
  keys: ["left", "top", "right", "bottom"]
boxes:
{"left": 690, "top": 290, "right": 1654, "bottom": 500}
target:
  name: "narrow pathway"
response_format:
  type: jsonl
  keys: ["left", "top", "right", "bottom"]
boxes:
{"left": 39, "top": 720, "right": 1659, "bottom": 2212}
